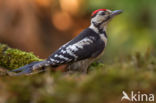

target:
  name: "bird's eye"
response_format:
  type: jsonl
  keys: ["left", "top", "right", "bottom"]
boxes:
{"left": 100, "top": 12, "right": 105, "bottom": 15}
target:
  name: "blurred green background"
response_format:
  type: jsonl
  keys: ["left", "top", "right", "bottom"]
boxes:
{"left": 0, "top": 0, "right": 155, "bottom": 61}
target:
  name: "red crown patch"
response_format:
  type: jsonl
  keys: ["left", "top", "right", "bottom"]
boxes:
{"left": 91, "top": 9, "right": 107, "bottom": 17}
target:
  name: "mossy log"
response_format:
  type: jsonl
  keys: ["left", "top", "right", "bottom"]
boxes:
{"left": 0, "top": 43, "right": 42, "bottom": 70}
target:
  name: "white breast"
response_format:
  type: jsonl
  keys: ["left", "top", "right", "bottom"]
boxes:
{"left": 100, "top": 34, "right": 107, "bottom": 46}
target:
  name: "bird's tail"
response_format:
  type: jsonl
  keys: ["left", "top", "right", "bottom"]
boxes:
{"left": 11, "top": 60, "right": 51, "bottom": 75}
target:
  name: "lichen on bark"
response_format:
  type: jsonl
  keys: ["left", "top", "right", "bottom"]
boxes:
{"left": 0, "top": 43, "right": 42, "bottom": 70}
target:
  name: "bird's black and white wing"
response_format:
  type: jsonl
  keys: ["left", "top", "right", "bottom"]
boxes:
{"left": 11, "top": 28, "right": 106, "bottom": 75}
{"left": 47, "top": 28, "right": 106, "bottom": 66}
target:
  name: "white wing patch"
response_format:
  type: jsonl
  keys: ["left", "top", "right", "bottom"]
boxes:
{"left": 50, "top": 58, "right": 60, "bottom": 64}
{"left": 54, "top": 54, "right": 58, "bottom": 57}
{"left": 61, "top": 49, "right": 66, "bottom": 54}
{"left": 50, "top": 38, "right": 94, "bottom": 63}
{"left": 65, "top": 38, "right": 93, "bottom": 59}
{"left": 57, "top": 55, "right": 72, "bottom": 61}
{"left": 66, "top": 38, "right": 93, "bottom": 51}
{"left": 66, "top": 49, "right": 78, "bottom": 59}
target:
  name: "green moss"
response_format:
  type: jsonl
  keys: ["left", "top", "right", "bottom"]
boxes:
{"left": 0, "top": 43, "right": 156, "bottom": 103}
{"left": 0, "top": 43, "right": 42, "bottom": 70}
{"left": 0, "top": 51, "right": 156, "bottom": 103}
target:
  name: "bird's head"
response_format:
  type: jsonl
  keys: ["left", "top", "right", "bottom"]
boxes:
{"left": 90, "top": 9, "right": 123, "bottom": 30}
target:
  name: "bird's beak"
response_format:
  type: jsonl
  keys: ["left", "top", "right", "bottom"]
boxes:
{"left": 110, "top": 10, "right": 123, "bottom": 18}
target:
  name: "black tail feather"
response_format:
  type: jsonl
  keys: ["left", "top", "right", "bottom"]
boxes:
{"left": 12, "top": 61, "right": 40, "bottom": 72}
{"left": 11, "top": 61, "right": 50, "bottom": 75}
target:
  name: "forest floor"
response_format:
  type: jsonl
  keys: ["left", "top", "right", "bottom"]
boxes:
{"left": 0, "top": 50, "right": 156, "bottom": 103}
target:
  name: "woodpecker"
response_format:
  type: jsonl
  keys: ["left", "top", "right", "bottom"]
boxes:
{"left": 12, "top": 9, "right": 123, "bottom": 75}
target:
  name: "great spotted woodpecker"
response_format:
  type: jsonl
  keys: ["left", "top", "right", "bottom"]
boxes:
{"left": 12, "top": 9, "right": 123, "bottom": 75}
